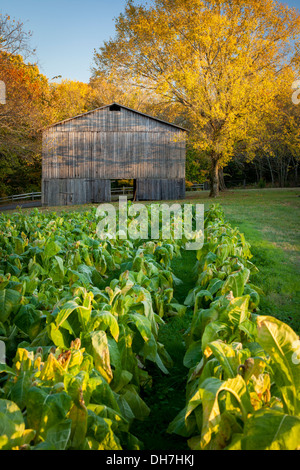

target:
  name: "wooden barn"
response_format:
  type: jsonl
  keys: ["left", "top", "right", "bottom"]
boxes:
{"left": 42, "top": 103, "right": 187, "bottom": 206}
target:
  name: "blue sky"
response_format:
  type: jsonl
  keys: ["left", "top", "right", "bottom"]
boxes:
{"left": 0, "top": 0, "right": 300, "bottom": 84}
{"left": 0, "top": 0, "right": 132, "bottom": 83}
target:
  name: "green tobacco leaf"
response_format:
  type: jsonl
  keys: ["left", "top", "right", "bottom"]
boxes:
{"left": 183, "top": 340, "right": 202, "bottom": 369}
{"left": 198, "top": 376, "right": 253, "bottom": 449}
{"left": 117, "top": 326, "right": 139, "bottom": 383}
{"left": 88, "top": 374, "right": 120, "bottom": 412}
{"left": 86, "top": 410, "right": 122, "bottom": 450}
{"left": 232, "top": 409, "right": 300, "bottom": 450}
{"left": 34, "top": 419, "right": 72, "bottom": 450}
{"left": 194, "top": 290, "right": 214, "bottom": 310}
{"left": 14, "top": 303, "right": 42, "bottom": 339}
{"left": 64, "top": 371, "right": 89, "bottom": 406}
{"left": 221, "top": 268, "right": 250, "bottom": 298}
{"left": 223, "top": 295, "right": 251, "bottom": 326}
{"left": 207, "top": 278, "right": 224, "bottom": 295}
{"left": 238, "top": 318, "right": 258, "bottom": 341}
{"left": 43, "top": 240, "right": 61, "bottom": 259}
{"left": 208, "top": 340, "right": 241, "bottom": 379}
{"left": 201, "top": 322, "right": 229, "bottom": 352}
{"left": 0, "top": 399, "right": 25, "bottom": 450}
{"left": 127, "top": 313, "right": 152, "bottom": 343}
{"left": 68, "top": 403, "right": 88, "bottom": 449}
{"left": 0, "top": 289, "right": 22, "bottom": 323}
{"left": 0, "top": 363, "right": 15, "bottom": 376}
{"left": 88, "top": 402, "right": 129, "bottom": 432}
{"left": 92, "top": 310, "right": 119, "bottom": 341}
{"left": 190, "top": 306, "right": 219, "bottom": 342}
{"left": 55, "top": 300, "right": 80, "bottom": 329}
{"left": 167, "top": 406, "right": 197, "bottom": 438}
{"left": 121, "top": 385, "right": 150, "bottom": 421}
{"left": 111, "top": 369, "right": 133, "bottom": 394}
{"left": 48, "top": 322, "right": 72, "bottom": 349}
{"left": 89, "top": 330, "right": 113, "bottom": 383}
{"left": 257, "top": 315, "right": 300, "bottom": 415}
{"left": 9, "top": 370, "right": 34, "bottom": 410}
{"left": 26, "top": 387, "right": 72, "bottom": 442}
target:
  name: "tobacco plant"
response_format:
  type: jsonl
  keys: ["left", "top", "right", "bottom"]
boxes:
{"left": 0, "top": 206, "right": 185, "bottom": 449}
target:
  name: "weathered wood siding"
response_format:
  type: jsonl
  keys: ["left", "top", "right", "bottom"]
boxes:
{"left": 42, "top": 104, "right": 186, "bottom": 205}
{"left": 42, "top": 179, "right": 111, "bottom": 206}
{"left": 136, "top": 179, "right": 185, "bottom": 201}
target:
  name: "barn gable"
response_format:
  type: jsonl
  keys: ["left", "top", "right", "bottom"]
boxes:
{"left": 42, "top": 103, "right": 186, "bottom": 206}
{"left": 46, "top": 103, "right": 187, "bottom": 133}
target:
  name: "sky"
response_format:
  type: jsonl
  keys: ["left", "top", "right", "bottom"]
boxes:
{"left": 1, "top": 0, "right": 300, "bottom": 84}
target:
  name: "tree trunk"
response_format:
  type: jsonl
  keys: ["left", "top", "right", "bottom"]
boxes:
{"left": 218, "top": 167, "right": 227, "bottom": 191}
{"left": 267, "top": 156, "right": 274, "bottom": 187}
{"left": 209, "top": 157, "right": 220, "bottom": 198}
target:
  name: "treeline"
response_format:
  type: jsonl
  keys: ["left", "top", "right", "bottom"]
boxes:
{"left": 0, "top": 2, "right": 300, "bottom": 197}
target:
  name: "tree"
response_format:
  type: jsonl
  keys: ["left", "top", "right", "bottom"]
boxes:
{"left": 0, "top": 52, "right": 50, "bottom": 195}
{"left": 94, "top": 0, "right": 300, "bottom": 197}
{"left": 89, "top": 70, "right": 184, "bottom": 126}
{"left": 249, "top": 67, "right": 300, "bottom": 187}
{"left": 0, "top": 13, "right": 35, "bottom": 59}
{"left": 48, "top": 79, "right": 95, "bottom": 123}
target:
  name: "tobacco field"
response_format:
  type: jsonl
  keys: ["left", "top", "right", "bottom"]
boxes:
{"left": 0, "top": 204, "right": 299, "bottom": 450}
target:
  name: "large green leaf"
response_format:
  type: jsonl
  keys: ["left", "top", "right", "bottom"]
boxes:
{"left": 167, "top": 406, "right": 197, "bottom": 438}
{"left": 223, "top": 295, "right": 251, "bottom": 326}
{"left": 127, "top": 313, "right": 152, "bottom": 343}
{"left": 228, "top": 409, "right": 300, "bottom": 450}
{"left": 9, "top": 370, "right": 34, "bottom": 410}
{"left": 183, "top": 340, "right": 202, "bottom": 369}
{"left": 221, "top": 268, "right": 250, "bottom": 298}
{"left": 91, "top": 310, "right": 119, "bottom": 341}
{"left": 89, "top": 330, "right": 113, "bottom": 383}
{"left": 88, "top": 374, "right": 120, "bottom": 412}
{"left": 43, "top": 239, "right": 61, "bottom": 259}
{"left": 201, "top": 322, "right": 229, "bottom": 352}
{"left": 121, "top": 385, "right": 150, "bottom": 421}
{"left": 68, "top": 403, "right": 88, "bottom": 449}
{"left": 86, "top": 410, "right": 122, "bottom": 450}
{"left": 208, "top": 340, "right": 243, "bottom": 379}
{"left": 55, "top": 300, "right": 80, "bottom": 329}
{"left": 190, "top": 307, "right": 219, "bottom": 342}
{"left": 48, "top": 322, "right": 72, "bottom": 349}
{"left": 33, "top": 420, "right": 72, "bottom": 450}
{"left": 0, "top": 399, "right": 25, "bottom": 449}
{"left": 0, "top": 289, "right": 22, "bottom": 323}
{"left": 26, "top": 387, "right": 72, "bottom": 442}
{"left": 0, "top": 399, "right": 35, "bottom": 450}
{"left": 197, "top": 376, "right": 253, "bottom": 449}
{"left": 14, "top": 303, "right": 42, "bottom": 339}
{"left": 257, "top": 315, "right": 300, "bottom": 415}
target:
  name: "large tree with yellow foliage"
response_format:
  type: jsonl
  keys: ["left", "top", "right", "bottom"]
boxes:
{"left": 94, "top": 0, "right": 300, "bottom": 197}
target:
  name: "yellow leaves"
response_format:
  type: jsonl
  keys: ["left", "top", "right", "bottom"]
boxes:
{"left": 49, "top": 79, "right": 95, "bottom": 124}
{"left": 96, "top": 0, "right": 300, "bottom": 162}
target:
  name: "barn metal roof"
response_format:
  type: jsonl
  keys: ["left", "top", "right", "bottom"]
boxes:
{"left": 44, "top": 102, "right": 188, "bottom": 132}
